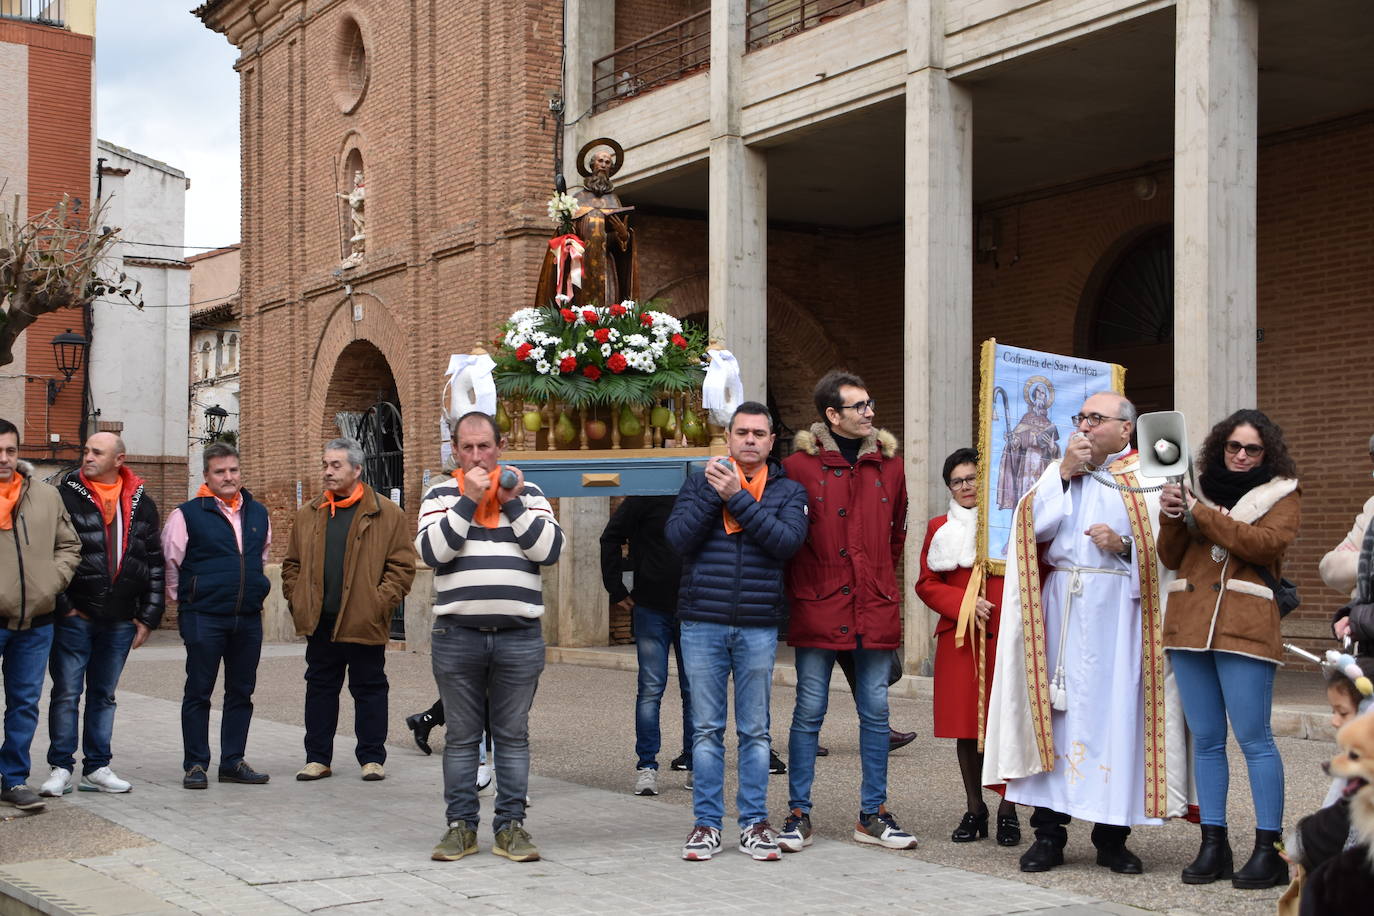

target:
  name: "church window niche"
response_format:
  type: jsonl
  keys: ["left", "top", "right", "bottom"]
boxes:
{"left": 1077, "top": 225, "right": 1174, "bottom": 414}
{"left": 332, "top": 14, "right": 369, "bottom": 114}
{"left": 338, "top": 147, "right": 366, "bottom": 268}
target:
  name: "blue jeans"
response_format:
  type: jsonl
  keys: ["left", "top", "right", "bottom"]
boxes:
{"left": 633, "top": 605, "right": 692, "bottom": 769}
{"left": 46, "top": 615, "right": 136, "bottom": 774}
{"left": 788, "top": 645, "right": 891, "bottom": 814}
{"left": 679, "top": 619, "right": 776, "bottom": 831}
{"left": 179, "top": 612, "right": 263, "bottom": 773}
{"left": 431, "top": 622, "right": 544, "bottom": 833}
{"left": 1167, "top": 649, "right": 1284, "bottom": 831}
{"left": 0, "top": 624, "right": 54, "bottom": 790}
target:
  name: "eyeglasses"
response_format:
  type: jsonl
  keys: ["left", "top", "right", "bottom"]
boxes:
{"left": 947, "top": 475, "right": 977, "bottom": 490}
{"left": 838, "top": 399, "right": 876, "bottom": 415}
{"left": 1071, "top": 413, "right": 1128, "bottom": 428}
{"left": 1224, "top": 440, "right": 1265, "bottom": 458}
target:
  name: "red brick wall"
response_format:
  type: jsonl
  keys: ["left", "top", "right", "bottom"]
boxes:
{"left": 614, "top": 0, "right": 707, "bottom": 49}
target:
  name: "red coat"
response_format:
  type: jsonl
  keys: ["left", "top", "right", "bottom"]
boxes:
{"left": 915, "top": 515, "right": 1005, "bottom": 739}
{"left": 783, "top": 424, "right": 907, "bottom": 650}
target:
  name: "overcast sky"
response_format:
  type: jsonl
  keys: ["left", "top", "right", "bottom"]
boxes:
{"left": 96, "top": 1, "right": 241, "bottom": 254}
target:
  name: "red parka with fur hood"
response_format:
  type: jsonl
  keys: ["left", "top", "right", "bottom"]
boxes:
{"left": 783, "top": 422, "right": 908, "bottom": 650}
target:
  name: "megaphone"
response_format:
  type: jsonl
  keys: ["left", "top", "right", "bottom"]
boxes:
{"left": 1136, "top": 410, "right": 1191, "bottom": 480}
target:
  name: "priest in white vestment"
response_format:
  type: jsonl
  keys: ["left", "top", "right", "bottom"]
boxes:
{"left": 983, "top": 392, "right": 1188, "bottom": 875}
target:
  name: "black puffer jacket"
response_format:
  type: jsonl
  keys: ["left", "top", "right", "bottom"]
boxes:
{"left": 666, "top": 459, "right": 808, "bottom": 627}
{"left": 58, "top": 467, "right": 165, "bottom": 629}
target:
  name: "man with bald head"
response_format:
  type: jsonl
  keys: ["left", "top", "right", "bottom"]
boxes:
{"left": 40, "top": 432, "right": 164, "bottom": 797}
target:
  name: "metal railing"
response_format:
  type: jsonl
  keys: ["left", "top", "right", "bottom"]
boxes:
{"left": 592, "top": 9, "right": 710, "bottom": 112}
{"left": 745, "top": 0, "right": 877, "bottom": 50}
{"left": 0, "top": 0, "right": 66, "bottom": 27}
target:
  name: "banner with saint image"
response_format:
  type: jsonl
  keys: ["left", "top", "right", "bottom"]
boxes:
{"left": 977, "top": 340, "right": 1125, "bottom": 575}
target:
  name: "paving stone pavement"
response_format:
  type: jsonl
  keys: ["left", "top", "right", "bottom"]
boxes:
{"left": 1, "top": 691, "right": 1149, "bottom": 915}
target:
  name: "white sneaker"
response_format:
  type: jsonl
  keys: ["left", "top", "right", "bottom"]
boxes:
{"left": 476, "top": 763, "right": 494, "bottom": 796}
{"left": 634, "top": 767, "right": 659, "bottom": 796}
{"left": 79, "top": 766, "right": 132, "bottom": 793}
{"left": 40, "top": 767, "right": 73, "bottom": 797}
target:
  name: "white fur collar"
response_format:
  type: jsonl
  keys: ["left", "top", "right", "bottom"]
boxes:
{"left": 1196, "top": 476, "right": 1299, "bottom": 524}
{"left": 927, "top": 499, "right": 977, "bottom": 571}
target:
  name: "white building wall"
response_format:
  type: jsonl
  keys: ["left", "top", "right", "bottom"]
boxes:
{"left": 0, "top": 40, "right": 28, "bottom": 428}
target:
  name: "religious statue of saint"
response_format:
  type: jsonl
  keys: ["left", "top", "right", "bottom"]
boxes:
{"left": 996, "top": 378, "right": 1062, "bottom": 509}
{"left": 535, "top": 138, "right": 638, "bottom": 308}
{"left": 337, "top": 170, "right": 366, "bottom": 268}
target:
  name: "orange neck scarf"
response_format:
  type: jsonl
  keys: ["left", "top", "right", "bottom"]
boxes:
{"left": 453, "top": 468, "right": 503, "bottom": 529}
{"left": 85, "top": 475, "right": 123, "bottom": 526}
{"left": 321, "top": 481, "right": 364, "bottom": 518}
{"left": 0, "top": 475, "right": 21, "bottom": 531}
{"left": 723, "top": 462, "right": 768, "bottom": 534}
{"left": 197, "top": 483, "right": 240, "bottom": 510}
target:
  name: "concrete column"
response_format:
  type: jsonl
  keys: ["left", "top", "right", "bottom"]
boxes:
{"left": 552, "top": 498, "right": 611, "bottom": 648}
{"left": 562, "top": 0, "right": 616, "bottom": 175}
{"left": 902, "top": 2, "right": 972, "bottom": 675}
{"left": 708, "top": 0, "right": 767, "bottom": 402}
{"left": 1173, "top": 0, "right": 1258, "bottom": 448}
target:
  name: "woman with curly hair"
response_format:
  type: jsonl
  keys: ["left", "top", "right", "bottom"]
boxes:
{"left": 1157, "top": 409, "right": 1300, "bottom": 891}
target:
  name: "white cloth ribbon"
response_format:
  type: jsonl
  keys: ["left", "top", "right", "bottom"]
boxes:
{"left": 701, "top": 348, "right": 744, "bottom": 427}
{"left": 927, "top": 499, "right": 978, "bottom": 572}
{"left": 443, "top": 353, "right": 497, "bottom": 420}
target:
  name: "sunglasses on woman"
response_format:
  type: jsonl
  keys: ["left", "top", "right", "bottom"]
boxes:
{"left": 1224, "top": 440, "right": 1265, "bottom": 458}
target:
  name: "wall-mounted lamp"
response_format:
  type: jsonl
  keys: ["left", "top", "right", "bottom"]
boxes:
{"left": 47, "top": 329, "right": 88, "bottom": 404}
{"left": 202, "top": 404, "right": 229, "bottom": 442}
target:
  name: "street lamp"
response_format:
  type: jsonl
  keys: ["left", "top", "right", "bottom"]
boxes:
{"left": 46, "top": 329, "right": 88, "bottom": 404}
{"left": 203, "top": 404, "right": 229, "bottom": 440}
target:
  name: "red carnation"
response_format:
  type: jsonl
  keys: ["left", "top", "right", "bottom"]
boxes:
{"left": 594, "top": 328, "right": 611, "bottom": 343}
{"left": 640, "top": 312, "right": 654, "bottom": 327}
{"left": 515, "top": 342, "right": 534, "bottom": 361}
{"left": 559, "top": 356, "right": 577, "bottom": 374}
{"left": 560, "top": 308, "right": 577, "bottom": 322}
{"left": 607, "top": 352, "right": 628, "bottom": 374}
{"left": 671, "top": 333, "right": 688, "bottom": 348}
{"left": 582, "top": 365, "right": 601, "bottom": 380}
{"left": 582, "top": 309, "right": 598, "bottom": 324}
{"left": 609, "top": 303, "right": 627, "bottom": 317}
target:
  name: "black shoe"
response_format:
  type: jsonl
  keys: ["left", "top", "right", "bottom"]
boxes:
{"left": 406, "top": 712, "right": 437, "bottom": 756}
{"left": 1231, "top": 828, "right": 1288, "bottom": 889}
{"left": 183, "top": 765, "right": 208, "bottom": 790}
{"left": 1181, "top": 824, "right": 1233, "bottom": 885}
{"left": 888, "top": 728, "right": 917, "bottom": 753}
{"left": 996, "top": 812, "right": 1022, "bottom": 847}
{"left": 668, "top": 752, "right": 691, "bottom": 772}
{"left": 951, "top": 808, "right": 989, "bottom": 843}
{"left": 816, "top": 745, "right": 829, "bottom": 757}
{"left": 1095, "top": 844, "right": 1144, "bottom": 874}
{"left": 218, "top": 761, "right": 270, "bottom": 785}
{"left": 1019, "top": 837, "right": 1064, "bottom": 872}
{"left": 769, "top": 751, "right": 787, "bottom": 775}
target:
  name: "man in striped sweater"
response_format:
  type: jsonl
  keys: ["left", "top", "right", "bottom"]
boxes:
{"left": 416, "top": 412, "right": 563, "bottom": 864}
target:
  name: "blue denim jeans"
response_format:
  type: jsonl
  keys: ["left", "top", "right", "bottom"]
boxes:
{"left": 633, "top": 605, "right": 692, "bottom": 769}
{"left": 1167, "top": 648, "right": 1284, "bottom": 831}
{"left": 179, "top": 612, "right": 263, "bottom": 773}
{"left": 46, "top": 614, "right": 136, "bottom": 774}
{"left": 679, "top": 619, "right": 776, "bottom": 831}
{"left": 0, "top": 624, "right": 54, "bottom": 790}
{"left": 788, "top": 645, "right": 891, "bottom": 814}
{"left": 431, "top": 621, "right": 545, "bottom": 833}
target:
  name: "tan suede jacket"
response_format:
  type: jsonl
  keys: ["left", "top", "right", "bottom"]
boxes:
{"left": 1157, "top": 477, "right": 1300, "bottom": 664}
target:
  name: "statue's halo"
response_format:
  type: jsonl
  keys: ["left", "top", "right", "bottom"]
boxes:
{"left": 576, "top": 138, "right": 625, "bottom": 178}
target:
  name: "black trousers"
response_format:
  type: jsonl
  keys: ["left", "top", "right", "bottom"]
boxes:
{"left": 304, "top": 631, "right": 388, "bottom": 766}
{"left": 1031, "top": 807, "right": 1131, "bottom": 849}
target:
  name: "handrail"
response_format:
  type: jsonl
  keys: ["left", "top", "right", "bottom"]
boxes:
{"left": 0, "top": 0, "right": 66, "bottom": 27}
{"left": 592, "top": 9, "right": 710, "bottom": 112}
{"left": 745, "top": 0, "right": 877, "bottom": 50}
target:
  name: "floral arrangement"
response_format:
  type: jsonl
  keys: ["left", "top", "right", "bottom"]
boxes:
{"left": 493, "top": 299, "right": 707, "bottom": 407}
{"left": 547, "top": 191, "right": 579, "bottom": 235}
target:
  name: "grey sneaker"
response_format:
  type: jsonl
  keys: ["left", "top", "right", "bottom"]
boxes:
{"left": 778, "top": 808, "right": 813, "bottom": 853}
{"left": 634, "top": 767, "right": 658, "bottom": 796}
{"left": 739, "top": 820, "right": 782, "bottom": 861}
{"left": 854, "top": 805, "right": 918, "bottom": 849}
{"left": 682, "top": 824, "right": 721, "bottom": 861}
{"left": 493, "top": 820, "right": 540, "bottom": 861}
{"left": 431, "top": 821, "right": 478, "bottom": 861}
{"left": 1, "top": 784, "right": 45, "bottom": 811}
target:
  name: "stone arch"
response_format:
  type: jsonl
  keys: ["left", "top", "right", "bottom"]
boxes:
{"left": 306, "top": 293, "right": 410, "bottom": 460}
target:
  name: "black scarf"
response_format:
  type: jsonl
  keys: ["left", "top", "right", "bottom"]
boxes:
{"left": 1199, "top": 459, "right": 1275, "bottom": 510}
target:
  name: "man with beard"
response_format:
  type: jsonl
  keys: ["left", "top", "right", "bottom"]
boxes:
{"left": 535, "top": 142, "right": 637, "bottom": 309}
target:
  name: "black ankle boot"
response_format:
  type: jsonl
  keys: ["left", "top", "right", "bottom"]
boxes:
{"left": 1231, "top": 829, "right": 1288, "bottom": 889}
{"left": 951, "top": 807, "right": 989, "bottom": 842}
{"left": 406, "top": 712, "right": 437, "bottom": 755}
{"left": 1181, "top": 824, "right": 1233, "bottom": 884}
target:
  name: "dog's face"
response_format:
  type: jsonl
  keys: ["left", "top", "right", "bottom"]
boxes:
{"left": 1330, "top": 713, "right": 1374, "bottom": 838}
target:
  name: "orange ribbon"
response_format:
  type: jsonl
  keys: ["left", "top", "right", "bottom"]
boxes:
{"left": 320, "top": 481, "right": 364, "bottom": 518}
{"left": 0, "top": 475, "right": 20, "bottom": 530}
{"left": 86, "top": 477, "right": 123, "bottom": 526}
{"left": 452, "top": 468, "right": 504, "bottom": 529}
{"left": 197, "top": 483, "right": 239, "bottom": 510}
{"left": 722, "top": 462, "right": 768, "bottom": 534}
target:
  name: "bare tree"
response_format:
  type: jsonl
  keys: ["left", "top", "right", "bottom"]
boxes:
{"left": 0, "top": 193, "right": 142, "bottom": 369}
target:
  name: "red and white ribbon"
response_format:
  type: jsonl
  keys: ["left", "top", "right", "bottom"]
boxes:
{"left": 549, "top": 234, "right": 585, "bottom": 301}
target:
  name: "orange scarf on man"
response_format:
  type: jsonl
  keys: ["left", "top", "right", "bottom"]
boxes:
{"left": 0, "top": 475, "right": 21, "bottom": 531}
{"left": 452, "top": 468, "right": 503, "bottom": 529}
{"left": 86, "top": 476, "right": 123, "bottom": 526}
{"left": 723, "top": 462, "right": 768, "bottom": 534}
{"left": 320, "top": 481, "right": 364, "bottom": 518}
{"left": 196, "top": 483, "right": 239, "bottom": 510}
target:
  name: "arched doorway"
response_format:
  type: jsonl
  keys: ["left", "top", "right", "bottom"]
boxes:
{"left": 322, "top": 340, "right": 404, "bottom": 505}
{"left": 1077, "top": 225, "right": 1174, "bottom": 413}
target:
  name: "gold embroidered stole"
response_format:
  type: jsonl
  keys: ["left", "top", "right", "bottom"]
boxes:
{"left": 1014, "top": 461, "right": 1169, "bottom": 815}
